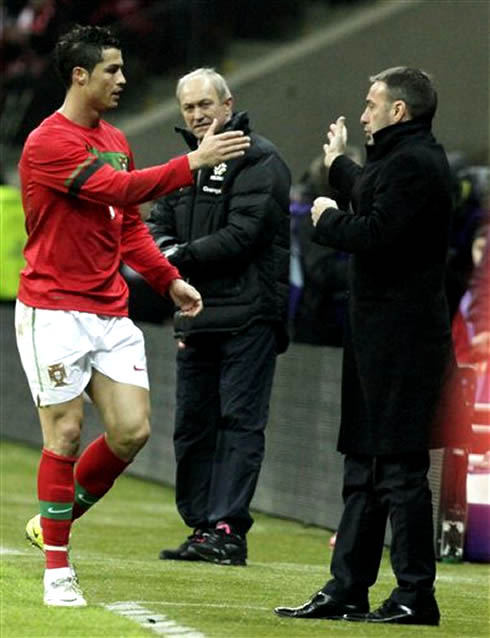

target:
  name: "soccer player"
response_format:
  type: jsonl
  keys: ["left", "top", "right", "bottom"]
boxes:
{"left": 16, "top": 24, "right": 249, "bottom": 607}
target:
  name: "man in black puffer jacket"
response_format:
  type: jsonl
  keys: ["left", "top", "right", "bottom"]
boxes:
{"left": 148, "top": 68, "right": 290, "bottom": 566}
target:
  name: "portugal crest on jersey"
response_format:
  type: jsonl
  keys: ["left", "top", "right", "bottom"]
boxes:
{"left": 87, "top": 146, "right": 129, "bottom": 171}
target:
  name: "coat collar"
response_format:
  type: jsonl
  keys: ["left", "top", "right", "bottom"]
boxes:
{"left": 366, "top": 117, "right": 434, "bottom": 161}
{"left": 175, "top": 111, "right": 251, "bottom": 150}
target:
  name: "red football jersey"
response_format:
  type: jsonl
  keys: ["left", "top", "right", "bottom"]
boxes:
{"left": 18, "top": 111, "right": 193, "bottom": 315}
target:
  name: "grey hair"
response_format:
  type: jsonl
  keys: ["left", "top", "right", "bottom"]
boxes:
{"left": 176, "top": 67, "right": 232, "bottom": 102}
{"left": 369, "top": 66, "right": 438, "bottom": 120}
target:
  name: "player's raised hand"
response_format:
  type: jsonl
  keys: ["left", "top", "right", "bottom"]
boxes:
{"left": 187, "top": 119, "right": 250, "bottom": 169}
{"left": 168, "top": 279, "right": 203, "bottom": 318}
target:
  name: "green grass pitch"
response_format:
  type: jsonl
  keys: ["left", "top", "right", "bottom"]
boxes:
{"left": 1, "top": 439, "right": 489, "bottom": 637}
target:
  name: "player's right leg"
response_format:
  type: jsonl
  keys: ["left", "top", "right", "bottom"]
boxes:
{"left": 37, "top": 398, "right": 86, "bottom": 606}
{"left": 15, "top": 301, "right": 92, "bottom": 606}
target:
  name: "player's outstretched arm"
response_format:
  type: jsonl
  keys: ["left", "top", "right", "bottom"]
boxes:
{"left": 187, "top": 119, "right": 250, "bottom": 170}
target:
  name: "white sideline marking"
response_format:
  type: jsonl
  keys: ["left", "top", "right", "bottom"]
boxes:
{"left": 0, "top": 547, "right": 25, "bottom": 555}
{"left": 138, "top": 601, "right": 270, "bottom": 612}
{"left": 11, "top": 545, "right": 488, "bottom": 586}
{"left": 105, "top": 601, "right": 206, "bottom": 638}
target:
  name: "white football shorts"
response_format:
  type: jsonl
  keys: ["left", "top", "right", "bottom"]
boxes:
{"left": 15, "top": 300, "right": 149, "bottom": 406}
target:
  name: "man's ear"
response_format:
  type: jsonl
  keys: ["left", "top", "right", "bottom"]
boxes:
{"left": 72, "top": 67, "right": 89, "bottom": 86}
{"left": 393, "top": 99, "right": 409, "bottom": 122}
{"left": 224, "top": 96, "right": 234, "bottom": 113}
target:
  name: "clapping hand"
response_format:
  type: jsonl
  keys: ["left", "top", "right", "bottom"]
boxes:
{"left": 324, "top": 116, "right": 347, "bottom": 169}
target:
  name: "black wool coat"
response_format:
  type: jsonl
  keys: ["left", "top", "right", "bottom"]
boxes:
{"left": 313, "top": 118, "right": 460, "bottom": 454}
{"left": 147, "top": 112, "right": 291, "bottom": 353}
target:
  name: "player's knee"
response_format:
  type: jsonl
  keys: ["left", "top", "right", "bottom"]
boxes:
{"left": 110, "top": 417, "right": 150, "bottom": 459}
{"left": 43, "top": 420, "right": 82, "bottom": 456}
{"left": 39, "top": 398, "right": 84, "bottom": 456}
{"left": 130, "top": 418, "right": 150, "bottom": 450}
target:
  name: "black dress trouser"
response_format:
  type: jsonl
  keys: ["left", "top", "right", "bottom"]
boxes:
{"left": 323, "top": 451, "right": 437, "bottom": 608}
{"left": 173, "top": 322, "right": 277, "bottom": 535}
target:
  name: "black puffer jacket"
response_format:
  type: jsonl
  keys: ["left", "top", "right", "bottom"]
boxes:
{"left": 147, "top": 112, "right": 291, "bottom": 353}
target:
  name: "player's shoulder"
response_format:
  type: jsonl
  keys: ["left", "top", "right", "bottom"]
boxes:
{"left": 22, "top": 113, "right": 69, "bottom": 163}
{"left": 27, "top": 112, "right": 83, "bottom": 149}
{"left": 25, "top": 112, "right": 60, "bottom": 144}
{"left": 99, "top": 118, "right": 129, "bottom": 146}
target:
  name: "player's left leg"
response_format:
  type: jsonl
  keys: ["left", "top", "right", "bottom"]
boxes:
{"left": 70, "top": 371, "right": 150, "bottom": 521}
{"left": 69, "top": 314, "right": 151, "bottom": 520}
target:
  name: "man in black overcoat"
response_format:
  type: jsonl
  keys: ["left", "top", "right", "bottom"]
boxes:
{"left": 275, "top": 67, "right": 460, "bottom": 626}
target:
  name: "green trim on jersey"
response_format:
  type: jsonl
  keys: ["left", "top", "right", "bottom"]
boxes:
{"left": 63, "top": 148, "right": 129, "bottom": 196}
{"left": 87, "top": 147, "right": 129, "bottom": 172}
{"left": 64, "top": 157, "right": 103, "bottom": 196}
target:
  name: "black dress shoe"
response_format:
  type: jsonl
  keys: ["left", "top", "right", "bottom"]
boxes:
{"left": 343, "top": 597, "right": 440, "bottom": 626}
{"left": 274, "top": 591, "right": 369, "bottom": 620}
{"left": 159, "top": 529, "right": 208, "bottom": 561}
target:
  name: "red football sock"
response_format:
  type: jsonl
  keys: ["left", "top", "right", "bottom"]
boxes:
{"left": 38, "top": 448, "right": 77, "bottom": 569}
{"left": 72, "top": 435, "right": 129, "bottom": 521}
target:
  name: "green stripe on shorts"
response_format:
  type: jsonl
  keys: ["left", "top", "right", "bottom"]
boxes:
{"left": 31, "top": 308, "right": 44, "bottom": 394}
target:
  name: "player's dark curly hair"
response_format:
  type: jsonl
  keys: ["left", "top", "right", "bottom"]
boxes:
{"left": 55, "top": 25, "right": 121, "bottom": 88}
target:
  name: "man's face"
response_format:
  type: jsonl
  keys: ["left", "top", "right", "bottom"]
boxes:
{"left": 360, "top": 81, "right": 397, "bottom": 144}
{"left": 84, "top": 47, "right": 126, "bottom": 112}
{"left": 179, "top": 76, "right": 232, "bottom": 140}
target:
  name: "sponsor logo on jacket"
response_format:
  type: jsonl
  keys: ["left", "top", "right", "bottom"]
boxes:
{"left": 203, "top": 163, "right": 227, "bottom": 194}
{"left": 203, "top": 185, "right": 222, "bottom": 194}
{"left": 210, "top": 163, "right": 227, "bottom": 181}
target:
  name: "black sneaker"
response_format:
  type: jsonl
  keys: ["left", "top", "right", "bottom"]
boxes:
{"left": 187, "top": 521, "right": 247, "bottom": 566}
{"left": 159, "top": 528, "right": 208, "bottom": 561}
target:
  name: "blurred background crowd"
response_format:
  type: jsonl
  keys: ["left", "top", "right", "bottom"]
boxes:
{"left": 1, "top": 0, "right": 362, "bottom": 148}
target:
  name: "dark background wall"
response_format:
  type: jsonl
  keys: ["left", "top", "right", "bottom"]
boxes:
{"left": 121, "top": 0, "right": 489, "bottom": 182}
